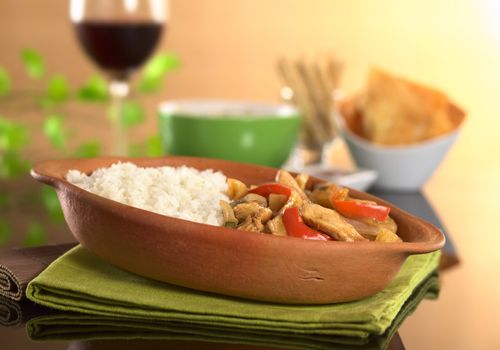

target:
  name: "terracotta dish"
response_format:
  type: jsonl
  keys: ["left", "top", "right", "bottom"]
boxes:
{"left": 31, "top": 157, "right": 445, "bottom": 304}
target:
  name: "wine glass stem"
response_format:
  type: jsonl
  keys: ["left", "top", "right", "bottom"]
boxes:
{"left": 109, "top": 79, "right": 130, "bottom": 156}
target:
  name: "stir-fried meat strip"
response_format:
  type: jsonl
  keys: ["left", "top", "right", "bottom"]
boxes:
{"left": 295, "top": 174, "right": 309, "bottom": 191}
{"left": 376, "top": 228, "right": 402, "bottom": 243}
{"left": 268, "top": 193, "right": 288, "bottom": 213}
{"left": 277, "top": 191, "right": 303, "bottom": 214}
{"left": 234, "top": 202, "right": 272, "bottom": 233}
{"left": 266, "top": 215, "right": 287, "bottom": 236}
{"left": 383, "top": 216, "right": 397, "bottom": 232}
{"left": 276, "top": 170, "right": 309, "bottom": 202}
{"left": 301, "top": 202, "right": 367, "bottom": 242}
{"left": 309, "top": 184, "right": 349, "bottom": 208}
{"left": 241, "top": 193, "right": 268, "bottom": 207}
{"left": 238, "top": 216, "right": 264, "bottom": 233}
{"left": 254, "top": 207, "right": 273, "bottom": 223}
{"left": 233, "top": 202, "right": 264, "bottom": 221}
{"left": 227, "top": 178, "right": 248, "bottom": 200}
{"left": 344, "top": 216, "right": 397, "bottom": 240}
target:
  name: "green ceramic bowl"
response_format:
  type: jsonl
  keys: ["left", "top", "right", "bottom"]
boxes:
{"left": 158, "top": 100, "right": 301, "bottom": 167}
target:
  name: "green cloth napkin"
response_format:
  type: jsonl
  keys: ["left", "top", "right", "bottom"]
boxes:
{"left": 26, "top": 271, "right": 439, "bottom": 350}
{"left": 26, "top": 246, "right": 440, "bottom": 341}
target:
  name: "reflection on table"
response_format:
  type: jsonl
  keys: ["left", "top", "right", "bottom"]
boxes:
{"left": 1, "top": 297, "right": 405, "bottom": 350}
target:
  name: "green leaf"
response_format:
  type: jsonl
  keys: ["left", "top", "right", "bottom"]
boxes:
{"left": 73, "top": 140, "right": 101, "bottom": 158}
{"left": 127, "top": 135, "right": 163, "bottom": 157}
{"left": 0, "top": 117, "right": 29, "bottom": 151}
{"left": 138, "top": 53, "right": 180, "bottom": 93}
{"left": 146, "top": 135, "right": 163, "bottom": 156}
{"left": 121, "top": 101, "right": 145, "bottom": 128}
{"left": 0, "top": 151, "right": 30, "bottom": 178}
{"left": 77, "top": 75, "right": 109, "bottom": 102}
{"left": 0, "top": 67, "right": 11, "bottom": 96}
{"left": 43, "top": 115, "right": 66, "bottom": 149}
{"left": 21, "top": 49, "right": 45, "bottom": 79}
{"left": 127, "top": 144, "right": 143, "bottom": 157}
{"left": 0, "top": 220, "right": 12, "bottom": 246}
{"left": 41, "top": 186, "right": 64, "bottom": 222}
{"left": 45, "top": 74, "right": 70, "bottom": 103}
{"left": 0, "top": 193, "right": 8, "bottom": 209}
{"left": 23, "top": 222, "right": 46, "bottom": 247}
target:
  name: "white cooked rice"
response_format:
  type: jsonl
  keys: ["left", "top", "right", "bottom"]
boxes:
{"left": 65, "top": 162, "right": 229, "bottom": 226}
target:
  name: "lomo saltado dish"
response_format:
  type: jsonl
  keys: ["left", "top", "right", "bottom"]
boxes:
{"left": 66, "top": 162, "right": 400, "bottom": 243}
{"left": 222, "top": 170, "right": 401, "bottom": 243}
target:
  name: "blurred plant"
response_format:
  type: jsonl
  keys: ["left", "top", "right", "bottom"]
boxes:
{"left": 0, "top": 49, "right": 180, "bottom": 247}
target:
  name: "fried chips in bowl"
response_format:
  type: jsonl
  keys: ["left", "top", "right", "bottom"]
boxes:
{"left": 339, "top": 68, "right": 465, "bottom": 191}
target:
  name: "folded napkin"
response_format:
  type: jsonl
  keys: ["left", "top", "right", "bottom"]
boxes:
{"left": 26, "top": 245, "right": 440, "bottom": 342}
{"left": 0, "top": 243, "right": 76, "bottom": 301}
{"left": 25, "top": 271, "right": 439, "bottom": 350}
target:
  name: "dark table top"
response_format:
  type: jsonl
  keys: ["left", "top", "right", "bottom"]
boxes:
{"left": 0, "top": 190, "right": 458, "bottom": 350}
{"left": 0, "top": 310, "right": 406, "bottom": 350}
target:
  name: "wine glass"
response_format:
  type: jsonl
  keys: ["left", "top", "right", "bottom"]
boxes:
{"left": 70, "top": 0, "right": 167, "bottom": 155}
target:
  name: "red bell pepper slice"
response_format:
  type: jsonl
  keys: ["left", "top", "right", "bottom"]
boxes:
{"left": 282, "top": 207, "right": 331, "bottom": 241}
{"left": 248, "top": 183, "right": 292, "bottom": 201}
{"left": 333, "top": 200, "right": 390, "bottom": 222}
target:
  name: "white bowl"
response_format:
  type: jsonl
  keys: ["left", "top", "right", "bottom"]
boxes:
{"left": 340, "top": 121, "right": 460, "bottom": 192}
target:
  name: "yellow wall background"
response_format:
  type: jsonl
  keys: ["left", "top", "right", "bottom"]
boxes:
{"left": 1, "top": 0, "right": 499, "bottom": 170}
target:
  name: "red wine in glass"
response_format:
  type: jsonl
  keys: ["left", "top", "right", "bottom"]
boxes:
{"left": 70, "top": 0, "right": 168, "bottom": 155}
{"left": 75, "top": 21, "right": 163, "bottom": 79}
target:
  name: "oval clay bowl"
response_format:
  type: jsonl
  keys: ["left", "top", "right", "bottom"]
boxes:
{"left": 31, "top": 157, "right": 445, "bottom": 304}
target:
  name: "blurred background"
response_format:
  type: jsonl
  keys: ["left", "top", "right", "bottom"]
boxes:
{"left": 1, "top": 0, "right": 500, "bottom": 348}
{"left": 2, "top": 0, "right": 499, "bottom": 164}
{"left": 2, "top": 0, "right": 498, "bottom": 241}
